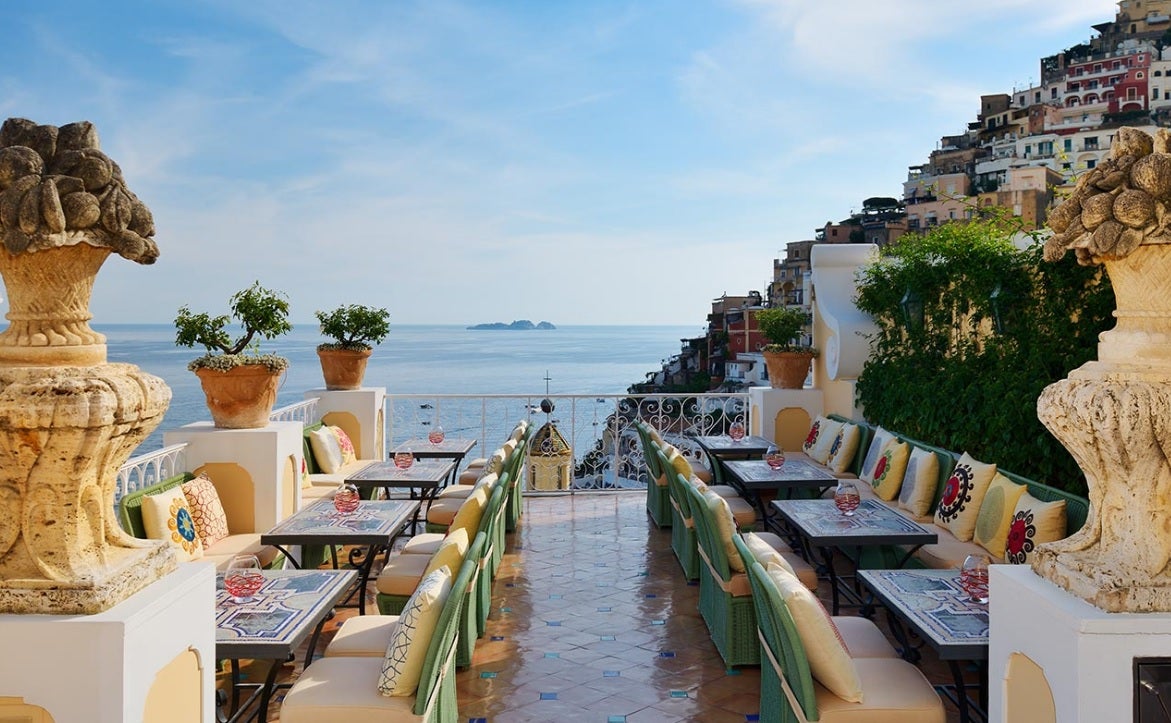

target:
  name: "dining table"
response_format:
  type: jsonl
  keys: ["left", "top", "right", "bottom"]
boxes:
{"left": 722, "top": 457, "right": 838, "bottom": 518}
{"left": 690, "top": 433, "right": 776, "bottom": 485}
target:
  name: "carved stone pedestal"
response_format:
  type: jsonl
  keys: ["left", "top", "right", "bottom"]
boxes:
{"left": 0, "top": 363, "right": 174, "bottom": 614}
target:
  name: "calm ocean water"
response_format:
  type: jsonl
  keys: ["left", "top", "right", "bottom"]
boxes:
{"left": 98, "top": 324, "right": 698, "bottom": 455}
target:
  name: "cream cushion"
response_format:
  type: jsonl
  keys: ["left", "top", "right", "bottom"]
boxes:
{"left": 142, "top": 486, "right": 203, "bottom": 561}
{"left": 825, "top": 423, "right": 861, "bottom": 474}
{"left": 934, "top": 452, "right": 997, "bottom": 543}
{"left": 809, "top": 418, "right": 846, "bottom": 465}
{"left": 376, "top": 554, "right": 432, "bottom": 596}
{"left": 858, "top": 427, "right": 895, "bottom": 485}
{"left": 326, "top": 614, "right": 399, "bottom": 657}
{"left": 308, "top": 426, "right": 344, "bottom": 474}
{"left": 447, "top": 486, "right": 489, "bottom": 539}
{"left": 202, "top": 534, "right": 280, "bottom": 571}
{"left": 973, "top": 474, "right": 1027, "bottom": 558}
{"left": 280, "top": 657, "right": 423, "bottom": 723}
{"left": 743, "top": 531, "right": 819, "bottom": 591}
{"left": 814, "top": 658, "right": 946, "bottom": 721}
{"left": 913, "top": 525, "right": 1003, "bottom": 568}
{"left": 378, "top": 566, "right": 452, "bottom": 696}
{"left": 833, "top": 617, "right": 898, "bottom": 659}
{"left": 897, "top": 447, "right": 941, "bottom": 520}
{"left": 400, "top": 533, "right": 445, "bottom": 555}
{"left": 767, "top": 562, "right": 862, "bottom": 703}
{"left": 425, "top": 497, "right": 462, "bottom": 527}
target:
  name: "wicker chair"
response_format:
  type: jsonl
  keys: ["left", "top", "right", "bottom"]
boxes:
{"left": 685, "top": 480, "right": 761, "bottom": 667}
{"left": 740, "top": 547, "right": 945, "bottom": 723}
{"left": 658, "top": 445, "right": 702, "bottom": 580}
{"left": 278, "top": 535, "right": 480, "bottom": 723}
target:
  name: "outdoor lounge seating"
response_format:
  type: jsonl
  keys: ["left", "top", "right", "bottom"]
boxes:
{"left": 741, "top": 550, "right": 946, "bottom": 723}
{"left": 118, "top": 472, "right": 281, "bottom": 571}
{"left": 685, "top": 478, "right": 816, "bottom": 667}
{"left": 278, "top": 536, "right": 480, "bottom": 723}
{"left": 301, "top": 421, "right": 381, "bottom": 500}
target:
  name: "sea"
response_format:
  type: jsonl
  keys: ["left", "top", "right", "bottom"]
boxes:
{"left": 99, "top": 324, "right": 699, "bottom": 456}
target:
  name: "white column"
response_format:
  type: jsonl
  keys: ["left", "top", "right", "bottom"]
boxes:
{"left": 306, "top": 387, "right": 386, "bottom": 460}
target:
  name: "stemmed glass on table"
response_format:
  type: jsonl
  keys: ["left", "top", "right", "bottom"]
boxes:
{"left": 728, "top": 419, "right": 746, "bottom": 443}
{"left": 428, "top": 424, "right": 446, "bottom": 446}
{"left": 223, "top": 554, "right": 264, "bottom": 604}
{"left": 960, "top": 553, "right": 990, "bottom": 604}
{"left": 764, "top": 445, "right": 786, "bottom": 470}
{"left": 833, "top": 481, "right": 860, "bottom": 516}
{"left": 394, "top": 446, "right": 415, "bottom": 470}
{"left": 333, "top": 482, "right": 361, "bottom": 514}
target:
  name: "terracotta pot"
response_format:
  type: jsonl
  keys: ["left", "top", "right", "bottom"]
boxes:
{"left": 194, "top": 364, "right": 282, "bottom": 428}
{"left": 762, "top": 350, "right": 814, "bottom": 389}
{"left": 317, "top": 348, "right": 372, "bottom": 390}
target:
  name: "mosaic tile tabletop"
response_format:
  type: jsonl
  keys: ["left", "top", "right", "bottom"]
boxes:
{"left": 692, "top": 434, "right": 775, "bottom": 456}
{"left": 261, "top": 499, "right": 417, "bottom": 546}
{"left": 859, "top": 568, "right": 989, "bottom": 660}
{"left": 346, "top": 458, "right": 455, "bottom": 489}
{"left": 724, "top": 458, "right": 837, "bottom": 485}
{"left": 773, "top": 498, "right": 938, "bottom": 546}
{"left": 216, "top": 568, "right": 356, "bottom": 660}
{"left": 392, "top": 437, "right": 476, "bottom": 458}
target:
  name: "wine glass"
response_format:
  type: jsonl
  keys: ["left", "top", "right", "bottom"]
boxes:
{"left": 223, "top": 554, "right": 264, "bottom": 604}
{"left": 428, "top": 425, "right": 445, "bottom": 445}
{"left": 394, "top": 447, "right": 415, "bottom": 470}
{"left": 764, "top": 445, "right": 786, "bottom": 470}
{"left": 833, "top": 481, "right": 860, "bottom": 516}
{"left": 333, "top": 482, "right": 361, "bottom": 514}
{"left": 960, "top": 553, "right": 990, "bottom": 604}
{"left": 728, "top": 419, "right": 746, "bottom": 443}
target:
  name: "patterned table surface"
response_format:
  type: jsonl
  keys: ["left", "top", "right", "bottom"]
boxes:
{"left": 216, "top": 568, "right": 357, "bottom": 660}
{"left": 345, "top": 458, "right": 456, "bottom": 489}
{"left": 772, "top": 498, "right": 938, "bottom": 546}
{"left": 261, "top": 499, "right": 419, "bottom": 546}
{"left": 858, "top": 568, "right": 989, "bottom": 660}
{"left": 391, "top": 437, "right": 476, "bottom": 458}
{"left": 724, "top": 458, "right": 837, "bottom": 487}
{"left": 691, "top": 434, "right": 775, "bottom": 456}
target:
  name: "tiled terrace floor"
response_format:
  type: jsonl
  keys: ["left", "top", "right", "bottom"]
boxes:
{"left": 244, "top": 491, "right": 973, "bottom": 721}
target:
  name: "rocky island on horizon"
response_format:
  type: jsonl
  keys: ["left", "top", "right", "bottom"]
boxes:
{"left": 466, "top": 320, "right": 556, "bottom": 330}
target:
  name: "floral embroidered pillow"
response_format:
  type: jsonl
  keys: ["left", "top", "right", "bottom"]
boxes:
{"left": 1005, "top": 493, "right": 1067, "bottom": 564}
{"left": 142, "top": 486, "right": 203, "bottom": 561}
{"left": 329, "top": 425, "right": 358, "bottom": 466}
{"left": 871, "top": 438, "right": 910, "bottom": 501}
{"left": 933, "top": 452, "right": 997, "bottom": 542}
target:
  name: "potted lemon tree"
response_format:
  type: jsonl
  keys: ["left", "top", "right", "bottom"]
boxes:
{"left": 315, "top": 304, "right": 391, "bottom": 390}
{"left": 175, "top": 281, "right": 292, "bottom": 428}
{"left": 755, "top": 306, "right": 817, "bottom": 389}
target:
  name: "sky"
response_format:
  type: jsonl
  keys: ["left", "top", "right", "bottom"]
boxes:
{"left": 0, "top": 0, "right": 1114, "bottom": 326}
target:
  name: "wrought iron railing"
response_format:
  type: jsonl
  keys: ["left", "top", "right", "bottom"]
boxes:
{"left": 114, "top": 443, "right": 188, "bottom": 506}
{"left": 386, "top": 393, "right": 749, "bottom": 491}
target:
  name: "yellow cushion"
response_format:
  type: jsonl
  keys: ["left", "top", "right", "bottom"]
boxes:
{"left": 766, "top": 561, "right": 862, "bottom": 703}
{"left": 647, "top": 426, "right": 664, "bottom": 445}
{"left": 809, "top": 418, "right": 845, "bottom": 465}
{"left": 897, "top": 447, "right": 940, "bottom": 519}
{"left": 826, "top": 423, "right": 862, "bottom": 474}
{"left": 424, "top": 528, "right": 468, "bottom": 579}
{"left": 933, "top": 452, "right": 997, "bottom": 543}
{"left": 1005, "top": 492, "right": 1067, "bottom": 564}
{"left": 743, "top": 531, "right": 796, "bottom": 578}
{"left": 142, "top": 486, "right": 203, "bottom": 561}
{"left": 378, "top": 566, "right": 452, "bottom": 696}
{"left": 448, "top": 486, "right": 489, "bottom": 539}
{"left": 704, "top": 490, "right": 745, "bottom": 573}
{"left": 858, "top": 427, "right": 895, "bottom": 485}
{"left": 973, "top": 473, "right": 1028, "bottom": 557}
{"left": 872, "top": 439, "right": 910, "bottom": 501}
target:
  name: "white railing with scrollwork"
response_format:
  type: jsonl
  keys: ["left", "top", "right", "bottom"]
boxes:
{"left": 115, "top": 443, "right": 188, "bottom": 506}
{"left": 386, "top": 393, "right": 749, "bottom": 491}
{"left": 270, "top": 397, "right": 319, "bottom": 425}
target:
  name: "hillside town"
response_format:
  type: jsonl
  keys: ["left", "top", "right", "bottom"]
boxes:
{"left": 634, "top": 0, "right": 1171, "bottom": 393}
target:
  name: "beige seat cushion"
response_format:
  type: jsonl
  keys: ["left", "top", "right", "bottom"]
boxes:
{"left": 203, "top": 534, "right": 279, "bottom": 571}
{"left": 400, "top": 533, "right": 445, "bottom": 555}
{"left": 426, "top": 497, "right": 462, "bottom": 527}
{"left": 300, "top": 484, "right": 336, "bottom": 501}
{"left": 912, "top": 524, "right": 1003, "bottom": 568}
{"left": 280, "top": 657, "right": 421, "bottom": 723}
{"left": 437, "top": 483, "right": 474, "bottom": 499}
{"left": 708, "top": 485, "right": 740, "bottom": 499}
{"left": 834, "top": 616, "right": 898, "bottom": 659}
{"left": 309, "top": 459, "right": 376, "bottom": 487}
{"left": 725, "top": 495, "right": 757, "bottom": 529}
{"left": 326, "top": 615, "right": 398, "bottom": 657}
{"left": 813, "top": 657, "right": 945, "bottom": 722}
{"left": 375, "top": 553, "right": 431, "bottom": 596}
